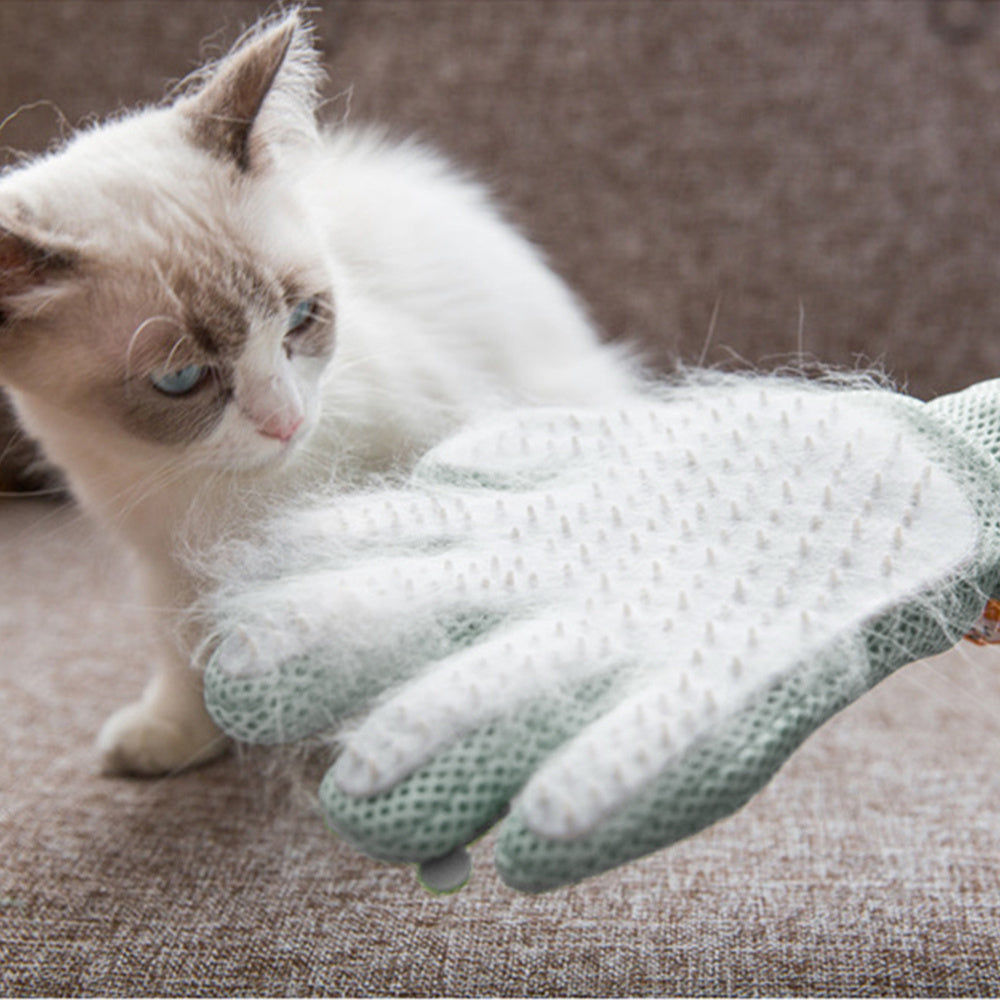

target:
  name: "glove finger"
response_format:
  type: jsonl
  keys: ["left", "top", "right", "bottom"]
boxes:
{"left": 319, "top": 669, "right": 626, "bottom": 865}
{"left": 203, "top": 561, "right": 506, "bottom": 744}
{"left": 330, "top": 615, "right": 627, "bottom": 797}
{"left": 496, "top": 634, "right": 870, "bottom": 891}
{"left": 413, "top": 406, "right": 620, "bottom": 490}
{"left": 497, "top": 557, "right": 994, "bottom": 892}
{"left": 203, "top": 483, "right": 501, "bottom": 593}
{"left": 320, "top": 614, "right": 636, "bottom": 864}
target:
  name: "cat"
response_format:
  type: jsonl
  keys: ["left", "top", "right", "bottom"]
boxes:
{"left": 0, "top": 10, "right": 636, "bottom": 776}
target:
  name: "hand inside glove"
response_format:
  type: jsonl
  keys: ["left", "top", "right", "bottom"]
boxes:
{"left": 202, "top": 374, "right": 1000, "bottom": 892}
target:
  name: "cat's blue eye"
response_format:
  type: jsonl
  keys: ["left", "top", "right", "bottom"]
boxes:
{"left": 150, "top": 364, "right": 208, "bottom": 396}
{"left": 287, "top": 298, "right": 317, "bottom": 334}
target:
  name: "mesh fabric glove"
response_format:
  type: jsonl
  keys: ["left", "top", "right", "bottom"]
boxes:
{"left": 203, "top": 375, "right": 1000, "bottom": 892}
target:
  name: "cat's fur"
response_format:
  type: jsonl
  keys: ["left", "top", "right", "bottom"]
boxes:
{"left": 0, "top": 11, "right": 634, "bottom": 775}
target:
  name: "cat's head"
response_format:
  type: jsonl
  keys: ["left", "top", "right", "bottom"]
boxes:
{"left": 0, "top": 11, "right": 337, "bottom": 474}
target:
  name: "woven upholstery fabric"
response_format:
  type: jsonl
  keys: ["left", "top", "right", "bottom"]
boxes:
{"left": 4, "top": 0, "right": 1000, "bottom": 993}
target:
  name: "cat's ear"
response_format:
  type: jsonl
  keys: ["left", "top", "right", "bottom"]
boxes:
{"left": 182, "top": 11, "right": 323, "bottom": 173}
{"left": 0, "top": 225, "right": 76, "bottom": 326}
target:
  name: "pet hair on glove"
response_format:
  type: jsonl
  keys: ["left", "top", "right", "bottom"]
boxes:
{"left": 202, "top": 373, "right": 1000, "bottom": 892}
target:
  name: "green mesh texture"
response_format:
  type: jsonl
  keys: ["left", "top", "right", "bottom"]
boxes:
{"left": 320, "top": 672, "right": 627, "bottom": 863}
{"left": 854, "top": 386, "right": 1000, "bottom": 674}
{"left": 320, "top": 637, "right": 872, "bottom": 887}
{"left": 206, "top": 633, "right": 438, "bottom": 745}
{"left": 928, "top": 378, "right": 1000, "bottom": 466}
{"left": 495, "top": 635, "right": 869, "bottom": 891}
{"left": 924, "top": 379, "right": 1000, "bottom": 605}
{"left": 206, "top": 608, "right": 504, "bottom": 745}
{"left": 318, "top": 385, "right": 1000, "bottom": 893}
{"left": 208, "top": 655, "right": 344, "bottom": 745}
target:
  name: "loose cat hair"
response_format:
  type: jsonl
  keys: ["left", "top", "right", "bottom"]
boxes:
{"left": 0, "top": 9, "right": 636, "bottom": 775}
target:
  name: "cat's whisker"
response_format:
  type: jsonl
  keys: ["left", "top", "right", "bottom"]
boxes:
{"left": 149, "top": 260, "right": 188, "bottom": 318}
{"left": 0, "top": 498, "right": 83, "bottom": 563}
{"left": 97, "top": 454, "right": 192, "bottom": 529}
{"left": 0, "top": 484, "right": 65, "bottom": 500}
{"left": 163, "top": 333, "right": 197, "bottom": 373}
{"left": 125, "top": 314, "right": 188, "bottom": 380}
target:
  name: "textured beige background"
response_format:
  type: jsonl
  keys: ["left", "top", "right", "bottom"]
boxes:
{"left": 2, "top": 1, "right": 1000, "bottom": 994}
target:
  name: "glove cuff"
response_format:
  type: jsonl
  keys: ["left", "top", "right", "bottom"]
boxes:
{"left": 927, "top": 377, "right": 1000, "bottom": 465}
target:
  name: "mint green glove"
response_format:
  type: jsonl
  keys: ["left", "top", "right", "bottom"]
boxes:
{"left": 203, "top": 375, "right": 1000, "bottom": 892}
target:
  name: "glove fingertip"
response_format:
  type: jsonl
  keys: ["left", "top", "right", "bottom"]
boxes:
{"left": 493, "top": 813, "right": 580, "bottom": 894}
{"left": 204, "top": 648, "right": 340, "bottom": 746}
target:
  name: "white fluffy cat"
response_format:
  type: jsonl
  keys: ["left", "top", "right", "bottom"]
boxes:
{"left": 0, "top": 11, "right": 635, "bottom": 775}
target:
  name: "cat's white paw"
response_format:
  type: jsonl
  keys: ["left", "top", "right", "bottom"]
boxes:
{"left": 97, "top": 700, "right": 228, "bottom": 776}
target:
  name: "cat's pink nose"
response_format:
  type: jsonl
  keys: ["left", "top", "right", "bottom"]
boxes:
{"left": 258, "top": 413, "right": 304, "bottom": 443}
